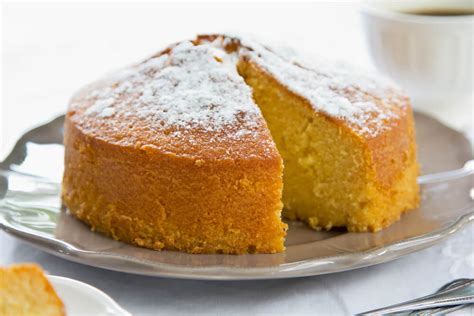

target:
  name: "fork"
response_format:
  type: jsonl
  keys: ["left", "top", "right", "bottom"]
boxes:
{"left": 357, "top": 279, "right": 474, "bottom": 315}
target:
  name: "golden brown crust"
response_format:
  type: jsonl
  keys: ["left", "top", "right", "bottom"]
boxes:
{"left": 365, "top": 106, "right": 417, "bottom": 187}
{"left": 68, "top": 89, "right": 279, "bottom": 162}
{"left": 63, "top": 115, "right": 286, "bottom": 254}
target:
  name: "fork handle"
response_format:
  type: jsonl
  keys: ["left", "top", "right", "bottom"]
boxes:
{"left": 418, "top": 159, "right": 474, "bottom": 184}
{"left": 357, "top": 280, "right": 474, "bottom": 315}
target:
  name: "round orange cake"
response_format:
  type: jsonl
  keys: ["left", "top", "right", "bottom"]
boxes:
{"left": 62, "top": 34, "right": 419, "bottom": 254}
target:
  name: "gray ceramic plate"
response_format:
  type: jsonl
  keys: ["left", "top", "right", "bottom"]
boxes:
{"left": 0, "top": 112, "right": 473, "bottom": 280}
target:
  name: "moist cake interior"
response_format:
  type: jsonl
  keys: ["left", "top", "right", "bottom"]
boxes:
{"left": 237, "top": 59, "right": 418, "bottom": 232}
{"left": 239, "top": 60, "right": 369, "bottom": 230}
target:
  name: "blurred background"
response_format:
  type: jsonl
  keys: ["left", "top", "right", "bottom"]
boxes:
{"left": 1, "top": 2, "right": 366, "bottom": 159}
{"left": 1, "top": 1, "right": 472, "bottom": 157}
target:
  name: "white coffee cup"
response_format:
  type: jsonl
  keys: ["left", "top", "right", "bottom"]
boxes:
{"left": 361, "top": 0, "right": 473, "bottom": 109}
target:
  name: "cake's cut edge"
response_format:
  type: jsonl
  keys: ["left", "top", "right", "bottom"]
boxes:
{"left": 237, "top": 54, "right": 419, "bottom": 232}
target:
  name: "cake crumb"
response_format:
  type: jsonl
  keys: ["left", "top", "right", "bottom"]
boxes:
{"left": 195, "top": 159, "right": 205, "bottom": 167}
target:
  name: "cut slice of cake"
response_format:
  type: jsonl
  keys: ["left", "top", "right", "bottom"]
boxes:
{"left": 0, "top": 264, "right": 65, "bottom": 316}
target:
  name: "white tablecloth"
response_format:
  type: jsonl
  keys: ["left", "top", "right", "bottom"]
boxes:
{"left": 1, "top": 3, "right": 473, "bottom": 315}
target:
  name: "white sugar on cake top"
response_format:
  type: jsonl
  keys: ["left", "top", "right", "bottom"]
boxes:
{"left": 82, "top": 35, "right": 407, "bottom": 138}
{"left": 84, "top": 40, "right": 261, "bottom": 138}
{"left": 237, "top": 37, "right": 403, "bottom": 137}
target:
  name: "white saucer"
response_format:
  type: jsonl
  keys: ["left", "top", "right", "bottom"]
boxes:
{"left": 48, "top": 276, "right": 130, "bottom": 316}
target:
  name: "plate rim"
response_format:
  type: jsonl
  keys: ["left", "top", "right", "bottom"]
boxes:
{"left": 1, "top": 211, "right": 473, "bottom": 280}
{"left": 1, "top": 113, "right": 473, "bottom": 280}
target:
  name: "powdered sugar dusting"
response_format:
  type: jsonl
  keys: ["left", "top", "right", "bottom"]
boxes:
{"left": 80, "top": 34, "right": 408, "bottom": 140}
{"left": 236, "top": 36, "right": 405, "bottom": 137}
{"left": 82, "top": 40, "right": 261, "bottom": 139}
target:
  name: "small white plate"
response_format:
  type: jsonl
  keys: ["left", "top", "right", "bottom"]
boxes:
{"left": 48, "top": 276, "right": 130, "bottom": 316}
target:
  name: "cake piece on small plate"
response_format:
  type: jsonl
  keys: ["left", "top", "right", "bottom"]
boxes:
{"left": 0, "top": 264, "right": 65, "bottom": 316}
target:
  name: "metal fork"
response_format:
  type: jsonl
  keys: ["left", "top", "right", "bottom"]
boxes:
{"left": 357, "top": 279, "right": 474, "bottom": 315}
{"left": 408, "top": 279, "right": 472, "bottom": 315}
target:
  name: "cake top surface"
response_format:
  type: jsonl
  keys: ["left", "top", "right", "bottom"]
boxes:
{"left": 69, "top": 34, "right": 410, "bottom": 159}
{"left": 228, "top": 35, "right": 409, "bottom": 137}
{"left": 69, "top": 38, "right": 278, "bottom": 160}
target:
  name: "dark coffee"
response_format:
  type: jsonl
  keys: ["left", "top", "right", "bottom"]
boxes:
{"left": 403, "top": 8, "right": 474, "bottom": 16}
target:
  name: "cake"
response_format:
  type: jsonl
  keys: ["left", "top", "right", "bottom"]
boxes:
{"left": 62, "top": 34, "right": 419, "bottom": 254}
{"left": 0, "top": 264, "right": 65, "bottom": 316}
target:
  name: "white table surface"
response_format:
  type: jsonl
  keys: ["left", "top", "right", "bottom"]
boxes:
{"left": 1, "top": 2, "right": 473, "bottom": 315}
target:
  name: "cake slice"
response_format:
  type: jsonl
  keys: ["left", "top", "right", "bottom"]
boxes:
{"left": 0, "top": 264, "right": 65, "bottom": 316}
